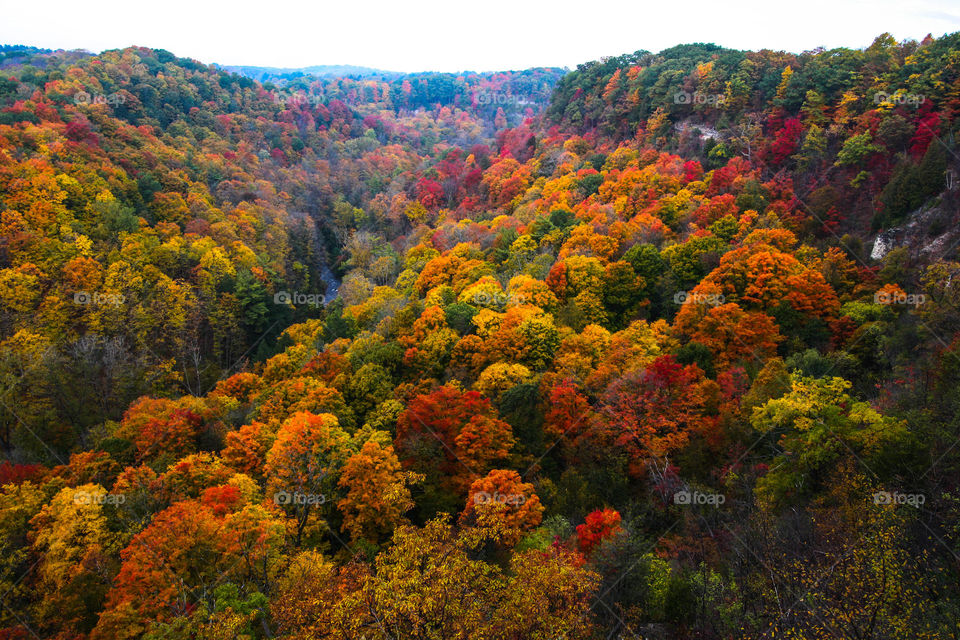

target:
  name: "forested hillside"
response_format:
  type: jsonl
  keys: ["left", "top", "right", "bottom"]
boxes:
{"left": 0, "top": 34, "right": 958, "bottom": 639}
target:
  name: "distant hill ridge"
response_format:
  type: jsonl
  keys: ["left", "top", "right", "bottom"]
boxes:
{"left": 218, "top": 63, "right": 401, "bottom": 82}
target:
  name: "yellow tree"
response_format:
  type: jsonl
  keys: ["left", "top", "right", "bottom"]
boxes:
{"left": 461, "top": 469, "right": 544, "bottom": 545}
{"left": 337, "top": 440, "right": 419, "bottom": 544}
{"left": 264, "top": 411, "right": 354, "bottom": 545}
{"left": 0, "top": 482, "right": 46, "bottom": 630}
{"left": 29, "top": 484, "right": 119, "bottom": 635}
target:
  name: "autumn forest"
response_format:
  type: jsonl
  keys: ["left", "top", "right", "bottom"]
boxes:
{"left": 0, "top": 31, "right": 959, "bottom": 639}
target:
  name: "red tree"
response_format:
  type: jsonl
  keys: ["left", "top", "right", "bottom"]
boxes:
{"left": 577, "top": 508, "right": 623, "bottom": 555}
{"left": 396, "top": 385, "right": 514, "bottom": 495}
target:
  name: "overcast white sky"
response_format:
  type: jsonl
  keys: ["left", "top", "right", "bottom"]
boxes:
{"left": 2, "top": 0, "right": 959, "bottom": 72}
